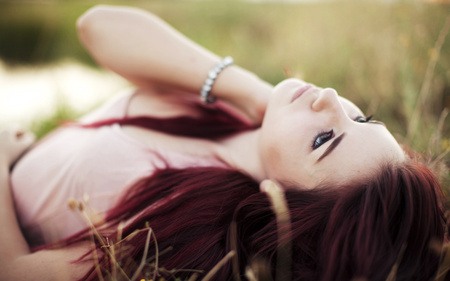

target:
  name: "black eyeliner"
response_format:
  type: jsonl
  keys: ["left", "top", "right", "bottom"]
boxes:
{"left": 312, "top": 129, "right": 334, "bottom": 150}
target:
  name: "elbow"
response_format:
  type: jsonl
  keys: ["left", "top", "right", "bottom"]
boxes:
{"left": 76, "top": 5, "right": 111, "bottom": 46}
{"left": 76, "top": 5, "right": 159, "bottom": 35}
{"left": 76, "top": 5, "right": 111, "bottom": 30}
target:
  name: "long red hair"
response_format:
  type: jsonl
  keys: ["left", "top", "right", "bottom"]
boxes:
{"left": 57, "top": 102, "right": 447, "bottom": 281}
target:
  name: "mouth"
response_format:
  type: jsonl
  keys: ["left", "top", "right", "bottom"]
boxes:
{"left": 290, "top": 84, "right": 313, "bottom": 103}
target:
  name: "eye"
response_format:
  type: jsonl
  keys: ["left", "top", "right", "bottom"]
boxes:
{"left": 354, "top": 115, "right": 373, "bottom": 123}
{"left": 312, "top": 129, "right": 334, "bottom": 150}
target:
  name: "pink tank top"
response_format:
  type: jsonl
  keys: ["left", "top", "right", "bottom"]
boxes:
{"left": 11, "top": 90, "right": 227, "bottom": 246}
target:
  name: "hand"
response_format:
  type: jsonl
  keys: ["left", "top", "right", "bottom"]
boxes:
{"left": 214, "top": 93, "right": 269, "bottom": 127}
{"left": 237, "top": 77, "right": 272, "bottom": 126}
{"left": 240, "top": 89, "right": 270, "bottom": 125}
{"left": 0, "top": 128, "right": 35, "bottom": 168}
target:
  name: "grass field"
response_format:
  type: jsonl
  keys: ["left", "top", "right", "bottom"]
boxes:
{"left": 1, "top": 1, "right": 450, "bottom": 279}
{"left": 0, "top": 1, "right": 449, "bottom": 172}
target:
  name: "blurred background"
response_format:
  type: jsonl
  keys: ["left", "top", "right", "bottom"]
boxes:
{"left": 0, "top": 0, "right": 449, "bottom": 182}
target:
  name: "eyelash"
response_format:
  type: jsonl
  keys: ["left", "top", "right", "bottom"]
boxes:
{"left": 354, "top": 115, "right": 373, "bottom": 123}
{"left": 312, "top": 129, "right": 334, "bottom": 150}
{"left": 311, "top": 115, "right": 374, "bottom": 150}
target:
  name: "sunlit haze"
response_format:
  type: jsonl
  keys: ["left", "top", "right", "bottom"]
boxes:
{"left": 0, "top": 60, "right": 128, "bottom": 128}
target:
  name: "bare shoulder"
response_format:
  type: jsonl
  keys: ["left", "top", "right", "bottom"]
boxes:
{"left": 127, "top": 87, "right": 202, "bottom": 119}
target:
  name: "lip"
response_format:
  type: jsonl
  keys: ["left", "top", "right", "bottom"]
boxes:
{"left": 290, "top": 84, "right": 313, "bottom": 103}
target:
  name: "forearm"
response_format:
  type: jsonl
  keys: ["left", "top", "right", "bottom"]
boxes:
{"left": 77, "top": 5, "right": 216, "bottom": 89}
{"left": 0, "top": 161, "right": 90, "bottom": 280}
{"left": 77, "top": 5, "right": 272, "bottom": 121}
{"left": 0, "top": 130, "right": 91, "bottom": 280}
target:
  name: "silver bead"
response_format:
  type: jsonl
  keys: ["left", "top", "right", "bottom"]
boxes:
{"left": 205, "top": 78, "right": 214, "bottom": 86}
{"left": 222, "top": 56, "right": 234, "bottom": 66}
{"left": 200, "top": 56, "right": 234, "bottom": 104}
{"left": 202, "top": 84, "right": 211, "bottom": 92}
{"left": 208, "top": 70, "right": 217, "bottom": 79}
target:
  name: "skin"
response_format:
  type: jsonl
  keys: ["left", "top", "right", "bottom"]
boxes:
{"left": 0, "top": 128, "right": 91, "bottom": 281}
{"left": 74, "top": 5, "right": 405, "bottom": 190}
{"left": 77, "top": 5, "right": 271, "bottom": 125}
{"left": 0, "top": 6, "right": 407, "bottom": 279}
{"left": 258, "top": 78, "right": 405, "bottom": 189}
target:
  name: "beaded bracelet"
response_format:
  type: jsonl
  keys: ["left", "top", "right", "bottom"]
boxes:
{"left": 200, "top": 56, "right": 234, "bottom": 104}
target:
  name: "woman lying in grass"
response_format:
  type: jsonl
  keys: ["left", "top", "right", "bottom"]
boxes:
{"left": 1, "top": 5, "right": 447, "bottom": 281}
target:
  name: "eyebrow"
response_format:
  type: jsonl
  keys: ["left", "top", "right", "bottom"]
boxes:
{"left": 317, "top": 133, "right": 346, "bottom": 163}
{"left": 370, "top": 120, "right": 386, "bottom": 127}
{"left": 315, "top": 121, "right": 386, "bottom": 163}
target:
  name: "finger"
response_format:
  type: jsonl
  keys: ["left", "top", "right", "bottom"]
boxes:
{"left": 13, "top": 130, "right": 35, "bottom": 147}
{"left": 7, "top": 128, "right": 35, "bottom": 148}
{"left": 213, "top": 100, "right": 254, "bottom": 127}
{"left": 15, "top": 130, "right": 25, "bottom": 139}
{"left": 3, "top": 126, "right": 25, "bottom": 140}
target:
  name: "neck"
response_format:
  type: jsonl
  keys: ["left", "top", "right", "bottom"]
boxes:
{"left": 216, "top": 128, "right": 266, "bottom": 182}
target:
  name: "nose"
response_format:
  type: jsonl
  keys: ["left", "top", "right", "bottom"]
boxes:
{"left": 311, "top": 88, "right": 342, "bottom": 113}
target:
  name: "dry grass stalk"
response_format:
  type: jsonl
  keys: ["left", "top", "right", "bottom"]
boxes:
{"left": 187, "top": 273, "right": 200, "bottom": 281}
{"left": 385, "top": 244, "right": 406, "bottom": 281}
{"left": 230, "top": 221, "right": 242, "bottom": 281}
{"left": 69, "top": 175, "right": 450, "bottom": 281}
{"left": 261, "top": 180, "right": 293, "bottom": 281}
{"left": 79, "top": 203, "right": 131, "bottom": 281}
{"left": 91, "top": 234, "right": 106, "bottom": 281}
{"left": 245, "top": 266, "right": 258, "bottom": 281}
{"left": 430, "top": 109, "right": 450, "bottom": 173}
{"left": 434, "top": 243, "right": 450, "bottom": 281}
{"left": 71, "top": 196, "right": 234, "bottom": 280}
{"left": 407, "top": 15, "right": 450, "bottom": 141}
{"left": 434, "top": 211, "right": 450, "bottom": 281}
{"left": 130, "top": 225, "right": 155, "bottom": 281}
{"left": 200, "top": 251, "right": 235, "bottom": 281}
{"left": 246, "top": 257, "right": 273, "bottom": 281}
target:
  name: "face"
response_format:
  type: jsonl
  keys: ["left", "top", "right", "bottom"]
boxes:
{"left": 259, "top": 78, "right": 405, "bottom": 189}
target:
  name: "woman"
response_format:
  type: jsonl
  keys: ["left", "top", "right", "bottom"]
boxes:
{"left": 1, "top": 5, "right": 447, "bottom": 281}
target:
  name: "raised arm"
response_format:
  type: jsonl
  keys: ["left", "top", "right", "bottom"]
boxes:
{"left": 0, "top": 128, "right": 91, "bottom": 281}
{"left": 76, "top": 5, "right": 272, "bottom": 124}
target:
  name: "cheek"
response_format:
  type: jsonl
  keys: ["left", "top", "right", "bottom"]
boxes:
{"left": 260, "top": 125, "right": 284, "bottom": 171}
{"left": 261, "top": 124, "right": 305, "bottom": 178}
{"left": 260, "top": 106, "right": 317, "bottom": 174}
{"left": 263, "top": 143, "right": 282, "bottom": 177}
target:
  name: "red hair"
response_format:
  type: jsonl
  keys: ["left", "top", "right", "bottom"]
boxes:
{"left": 317, "top": 162, "right": 445, "bottom": 280}
{"left": 81, "top": 101, "right": 255, "bottom": 138}
{"left": 56, "top": 103, "right": 447, "bottom": 280}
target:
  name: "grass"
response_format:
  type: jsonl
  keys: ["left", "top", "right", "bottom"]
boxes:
{"left": 0, "top": 0, "right": 448, "bottom": 163}
{"left": 1, "top": 0, "right": 450, "bottom": 279}
{"left": 69, "top": 180, "right": 450, "bottom": 281}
